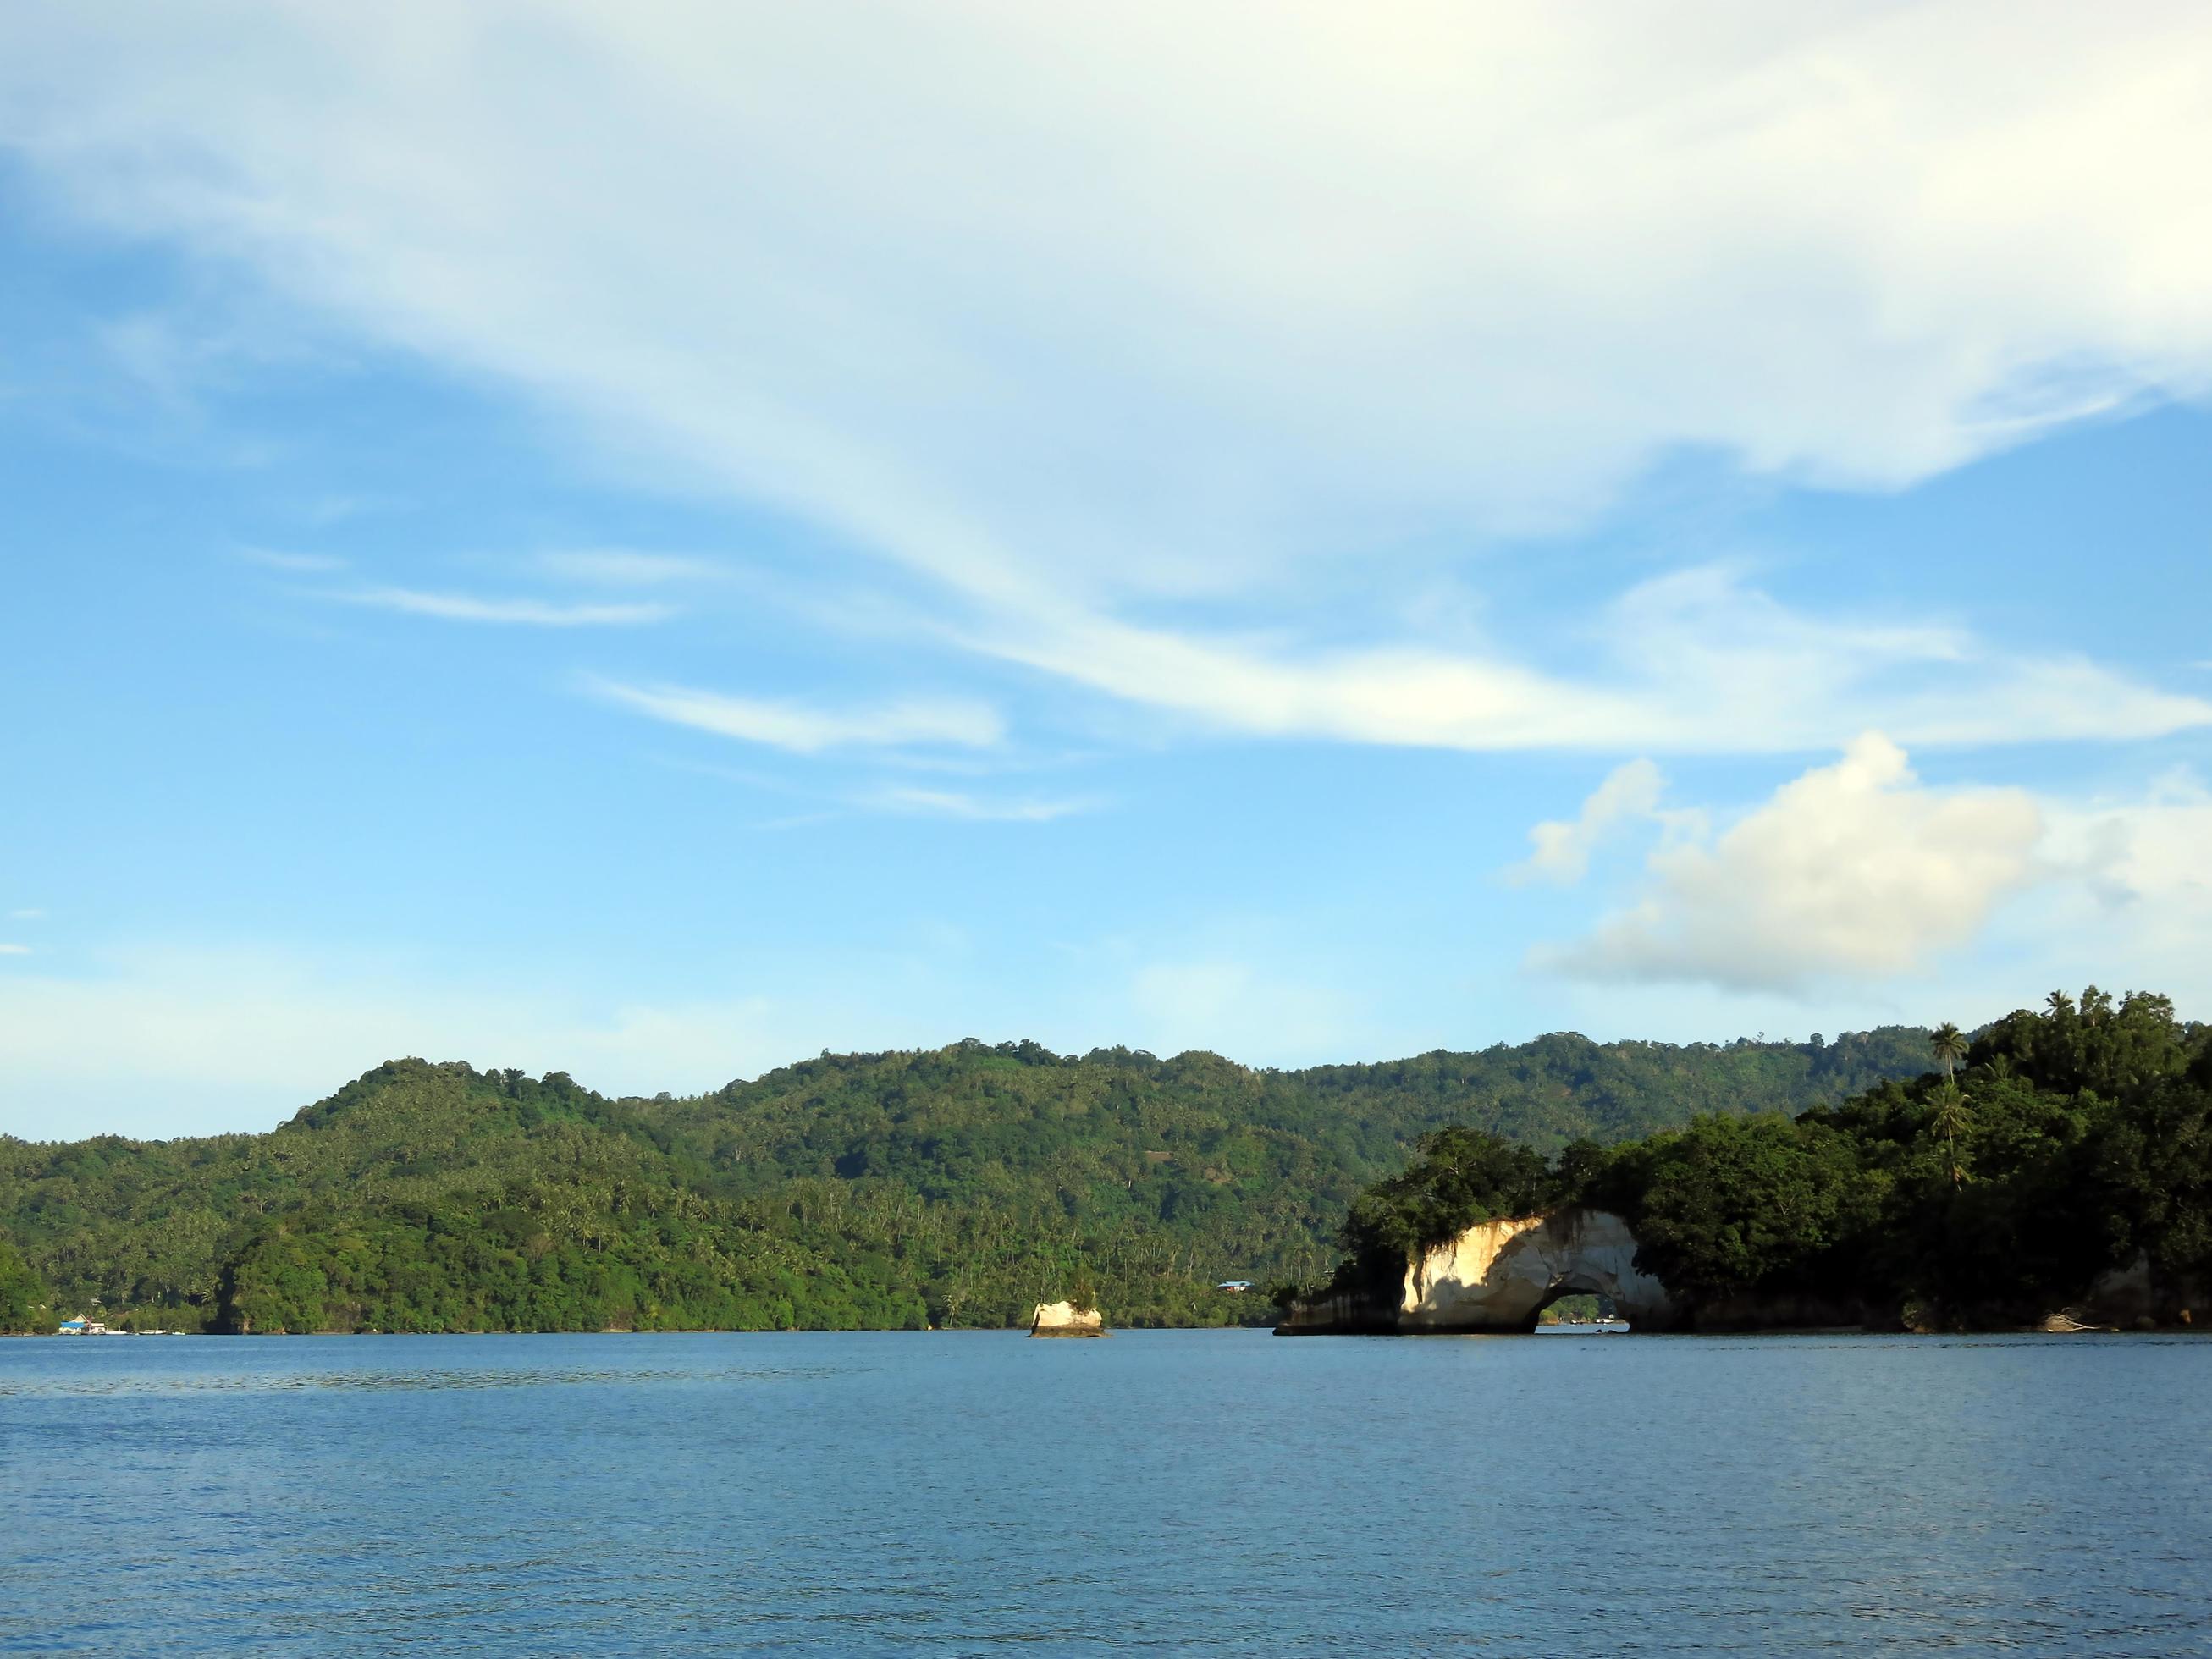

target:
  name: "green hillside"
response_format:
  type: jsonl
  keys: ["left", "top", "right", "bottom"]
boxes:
{"left": 1305, "top": 989, "right": 2212, "bottom": 1331}
{"left": 0, "top": 1026, "right": 1931, "bottom": 1334}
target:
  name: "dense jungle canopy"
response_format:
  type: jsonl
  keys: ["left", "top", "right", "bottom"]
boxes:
{"left": 1314, "top": 989, "right": 2212, "bottom": 1330}
{"left": 1, "top": 1025, "right": 1928, "bottom": 1333}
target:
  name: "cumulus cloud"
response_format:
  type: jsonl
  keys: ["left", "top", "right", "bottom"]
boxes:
{"left": 2038, "top": 769, "right": 2212, "bottom": 959}
{"left": 1509, "top": 759, "right": 1669, "bottom": 885}
{"left": 591, "top": 678, "right": 1004, "bottom": 754}
{"left": 8, "top": 5, "right": 2212, "bottom": 750}
{"left": 339, "top": 587, "right": 673, "bottom": 626}
{"left": 1540, "top": 735, "right": 2045, "bottom": 991}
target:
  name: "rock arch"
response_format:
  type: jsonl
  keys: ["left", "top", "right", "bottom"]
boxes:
{"left": 1277, "top": 1207, "right": 1678, "bottom": 1334}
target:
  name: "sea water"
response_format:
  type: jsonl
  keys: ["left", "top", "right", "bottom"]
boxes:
{"left": 4, "top": 1329, "right": 2208, "bottom": 1655}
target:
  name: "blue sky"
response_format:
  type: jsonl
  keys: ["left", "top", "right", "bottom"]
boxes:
{"left": 4, "top": 6, "right": 2212, "bottom": 1138}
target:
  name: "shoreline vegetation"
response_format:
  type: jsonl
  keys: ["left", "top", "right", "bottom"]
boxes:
{"left": 8, "top": 993, "right": 2205, "bottom": 1337}
{"left": 1276, "top": 989, "right": 2209, "bottom": 1334}
{"left": 3, "top": 1028, "right": 1927, "bottom": 1336}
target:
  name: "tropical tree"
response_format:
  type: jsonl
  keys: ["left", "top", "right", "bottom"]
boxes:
{"left": 1928, "top": 1081, "right": 1973, "bottom": 1189}
{"left": 1930, "top": 1022, "right": 1968, "bottom": 1081}
{"left": 0, "top": 1236, "right": 50, "bottom": 1334}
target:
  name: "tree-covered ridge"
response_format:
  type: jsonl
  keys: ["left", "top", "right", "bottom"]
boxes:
{"left": 0, "top": 1027, "right": 1931, "bottom": 1335}
{"left": 1306, "top": 989, "right": 2212, "bottom": 1330}
{"left": 0, "top": 1235, "right": 50, "bottom": 1334}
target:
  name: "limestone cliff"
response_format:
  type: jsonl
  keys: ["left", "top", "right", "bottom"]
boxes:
{"left": 1275, "top": 1205, "right": 2196, "bottom": 1335}
{"left": 1029, "top": 1299, "right": 1106, "bottom": 1337}
{"left": 1277, "top": 1208, "right": 1677, "bottom": 1335}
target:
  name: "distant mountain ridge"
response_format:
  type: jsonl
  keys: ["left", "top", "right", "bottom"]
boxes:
{"left": 0, "top": 1027, "right": 1934, "bottom": 1334}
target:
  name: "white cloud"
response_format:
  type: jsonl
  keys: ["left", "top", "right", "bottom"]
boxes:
{"left": 7, "top": 6, "right": 2212, "bottom": 751}
{"left": 8, "top": 908, "right": 41, "bottom": 920}
{"left": 592, "top": 678, "right": 1003, "bottom": 754}
{"left": 0, "top": 943, "right": 30, "bottom": 956}
{"left": 534, "top": 549, "right": 718, "bottom": 586}
{"left": 974, "top": 568, "right": 2212, "bottom": 752}
{"left": 2038, "top": 770, "right": 2212, "bottom": 965}
{"left": 1509, "top": 759, "right": 1669, "bottom": 885}
{"left": 1539, "top": 734, "right": 2044, "bottom": 991}
{"left": 868, "top": 785, "right": 1094, "bottom": 824}
{"left": 340, "top": 586, "right": 673, "bottom": 626}
{"left": 1517, "top": 754, "right": 2212, "bottom": 1017}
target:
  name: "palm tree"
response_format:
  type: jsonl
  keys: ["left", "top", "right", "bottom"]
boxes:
{"left": 1926, "top": 1025, "right": 1972, "bottom": 1189}
{"left": 1930, "top": 1022, "right": 1968, "bottom": 1082}
{"left": 1928, "top": 1081, "right": 1972, "bottom": 1188}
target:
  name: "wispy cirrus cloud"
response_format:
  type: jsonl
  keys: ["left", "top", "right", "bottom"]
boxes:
{"left": 591, "top": 678, "right": 1003, "bottom": 754}
{"left": 869, "top": 785, "right": 1095, "bottom": 824}
{"left": 973, "top": 567, "right": 2212, "bottom": 754}
{"left": 340, "top": 587, "right": 674, "bottom": 626}
{"left": 534, "top": 549, "right": 720, "bottom": 586}
{"left": 653, "top": 755, "right": 1092, "bottom": 824}
{"left": 13, "top": 5, "right": 2212, "bottom": 757}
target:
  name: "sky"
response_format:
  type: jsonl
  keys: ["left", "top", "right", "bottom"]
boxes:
{"left": 4, "top": 3, "right": 2212, "bottom": 1140}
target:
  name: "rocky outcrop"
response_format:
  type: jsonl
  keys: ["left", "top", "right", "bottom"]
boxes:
{"left": 1275, "top": 1208, "right": 2208, "bottom": 1335}
{"left": 2044, "top": 1254, "right": 2203, "bottom": 1331}
{"left": 1277, "top": 1208, "right": 1678, "bottom": 1335}
{"left": 1029, "top": 1299, "right": 1106, "bottom": 1337}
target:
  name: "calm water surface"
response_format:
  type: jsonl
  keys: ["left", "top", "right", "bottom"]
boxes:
{"left": 4, "top": 1330, "right": 2208, "bottom": 1655}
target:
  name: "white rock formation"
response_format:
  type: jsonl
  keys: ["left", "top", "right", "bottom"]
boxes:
{"left": 1398, "top": 1208, "right": 1674, "bottom": 1331}
{"left": 1029, "top": 1299, "right": 1106, "bottom": 1337}
{"left": 1276, "top": 1206, "right": 1677, "bottom": 1333}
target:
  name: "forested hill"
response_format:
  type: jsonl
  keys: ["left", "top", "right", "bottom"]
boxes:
{"left": 1300, "top": 989, "right": 2212, "bottom": 1331}
{"left": 0, "top": 1027, "right": 1930, "bottom": 1335}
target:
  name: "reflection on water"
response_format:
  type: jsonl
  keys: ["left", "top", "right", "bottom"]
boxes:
{"left": 5, "top": 1330, "right": 2209, "bottom": 1656}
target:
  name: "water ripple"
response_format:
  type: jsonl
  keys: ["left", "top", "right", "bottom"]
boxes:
{"left": 4, "top": 1330, "right": 2206, "bottom": 1656}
